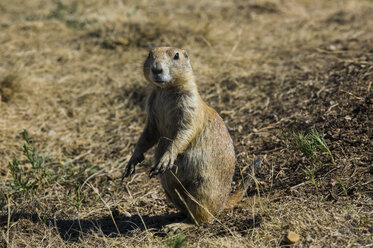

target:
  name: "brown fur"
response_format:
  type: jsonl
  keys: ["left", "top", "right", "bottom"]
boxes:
{"left": 123, "top": 47, "right": 248, "bottom": 224}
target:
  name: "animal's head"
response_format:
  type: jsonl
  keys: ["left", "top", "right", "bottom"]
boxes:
{"left": 143, "top": 47, "right": 194, "bottom": 88}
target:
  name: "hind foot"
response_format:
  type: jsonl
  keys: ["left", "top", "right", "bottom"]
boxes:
{"left": 163, "top": 221, "right": 193, "bottom": 235}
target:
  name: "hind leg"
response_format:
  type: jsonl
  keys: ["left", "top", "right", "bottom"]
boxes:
{"left": 172, "top": 188, "right": 220, "bottom": 225}
{"left": 187, "top": 203, "right": 213, "bottom": 224}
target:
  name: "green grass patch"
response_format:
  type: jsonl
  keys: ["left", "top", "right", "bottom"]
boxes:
{"left": 303, "top": 168, "right": 318, "bottom": 193}
{"left": 7, "top": 129, "right": 98, "bottom": 194}
{"left": 164, "top": 235, "right": 188, "bottom": 248}
{"left": 337, "top": 179, "right": 348, "bottom": 196}
{"left": 292, "top": 129, "right": 334, "bottom": 163}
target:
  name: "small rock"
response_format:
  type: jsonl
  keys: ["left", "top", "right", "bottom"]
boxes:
{"left": 329, "top": 44, "right": 336, "bottom": 50}
{"left": 283, "top": 231, "right": 300, "bottom": 244}
{"left": 163, "top": 222, "right": 192, "bottom": 234}
{"left": 119, "top": 209, "right": 131, "bottom": 217}
{"left": 107, "top": 170, "right": 122, "bottom": 179}
{"left": 48, "top": 130, "right": 56, "bottom": 136}
{"left": 238, "top": 125, "right": 243, "bottom": 133}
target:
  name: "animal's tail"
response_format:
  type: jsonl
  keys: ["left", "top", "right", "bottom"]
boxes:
{"left": 225, "top": 157, "right": 263, "bottom": 208}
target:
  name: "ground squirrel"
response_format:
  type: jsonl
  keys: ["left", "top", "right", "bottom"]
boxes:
{"left": 122, "top": 47, "right": 256, "bottom": 224}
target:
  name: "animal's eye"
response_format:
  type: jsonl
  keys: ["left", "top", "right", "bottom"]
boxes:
{"left": 174, "top": 52, "right": 179, "bottom": 60}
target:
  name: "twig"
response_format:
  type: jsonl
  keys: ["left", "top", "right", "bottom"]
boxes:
{"left": 79, "top": 168, "right": 106, "bottom": 192}
{"left": 125, "top": 185, "right": 148, "bottom": 233}
{"left": 88, "top": 183, "right": 121, "bottom": 235}
{"left": 290, "top": 182, "right": 307, "bottom": 190}
{"left": 70, "top": 150, "right": 92, "bottom": 163}
{"left": 325, "top": 103, "right": 339, "bottom": 114}
{"left": 6, "top": 194, "right": 11, "bottom": 246}
{"left": 199, "top": 36, "right": 212, "bottom": 49}
{"left": 340, "top": 89, "right": 363, "bottom": 100}
{"left": 174, "top": 189, "right": 199, "bottom": 226}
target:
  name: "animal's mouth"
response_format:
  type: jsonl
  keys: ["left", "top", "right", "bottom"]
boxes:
{"left": 154, "top": 80, "right": 167, "bottom": 84}
{"left": 150, "top": 72, "right": 171, "bottom": 85}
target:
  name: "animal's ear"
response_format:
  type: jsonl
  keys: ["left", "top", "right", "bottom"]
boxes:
{"left": 183, "top": 50, "right": 189, "bottom": 59}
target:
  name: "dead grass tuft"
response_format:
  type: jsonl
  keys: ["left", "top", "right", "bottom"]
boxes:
{"left": 0, "top": 71, "right": 22, "bottom": 102}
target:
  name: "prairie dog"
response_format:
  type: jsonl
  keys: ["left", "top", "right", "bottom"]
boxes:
{"left": 123, "top": 47, "right": 249, "bottom": 224}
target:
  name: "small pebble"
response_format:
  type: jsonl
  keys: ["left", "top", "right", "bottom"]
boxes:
{"left": 48, "top": 130, "right": 56, "bottom": 136}
{"left": 283, "top": 231, "right": 300, "bottom": 244}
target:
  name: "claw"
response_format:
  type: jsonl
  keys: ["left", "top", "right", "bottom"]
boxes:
{"left": 161, "top": 158, "right": 171, "bottom": 174}
{"left": 149, "top": 168, "right": 158, "bottom": 178}
{"left": 150, "top": 159, "right": 162, "bottom": 177}
{"left": 170, "top": 163, "right": 176, "bottom": 171}
{"left": 160, "top": 165, "right": 167, "bottom": 174}
{"left": 150, "top": 160, "right": 164, "bottom": 177}
{"left": 121, "top": 152, "right": 144, "bottom": 181}
{"left": 149, "top": 152, "right": 175, "bottom": 178}
{"left": 122, "top": 164, "right": 135, "bottom": 181}
{"left": 137, "top": 153, "right": 145, "bottom": 163}
{"left": 168, "top": 158, "right": 175, "bottom": 171}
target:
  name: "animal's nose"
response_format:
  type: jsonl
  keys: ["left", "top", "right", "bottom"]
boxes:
{"left": 151, "top": 66, "right": 163, "bottom": 75}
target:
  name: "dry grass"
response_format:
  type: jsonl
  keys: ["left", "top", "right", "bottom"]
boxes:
{"left": 1, "top": 0, "right": 372, "bottom": 247}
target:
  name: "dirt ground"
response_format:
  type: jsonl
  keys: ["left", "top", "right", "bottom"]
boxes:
{"left": 0, "top": 0, "right": 372, "bottom": 247}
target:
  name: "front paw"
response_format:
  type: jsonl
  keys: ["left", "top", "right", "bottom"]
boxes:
{"left": 150, "top": 151, "right": 175, "bottom": 177}
{"left": 122, "top": 152, "right": 144, "bottom": 180}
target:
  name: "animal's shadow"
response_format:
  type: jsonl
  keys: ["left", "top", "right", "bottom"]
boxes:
{"left": 1, "top": 208, "right": 261, "bottom": 242}
{"left": 56, "top": 213, "right": 186, "bottom": 241}
{"left": 1, "top": 212, "right": 185, "bottom": 242}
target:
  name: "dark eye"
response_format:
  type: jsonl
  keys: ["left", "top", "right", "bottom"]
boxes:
{"left": 174, "top": 52, "right": 179, "bottom": 60}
